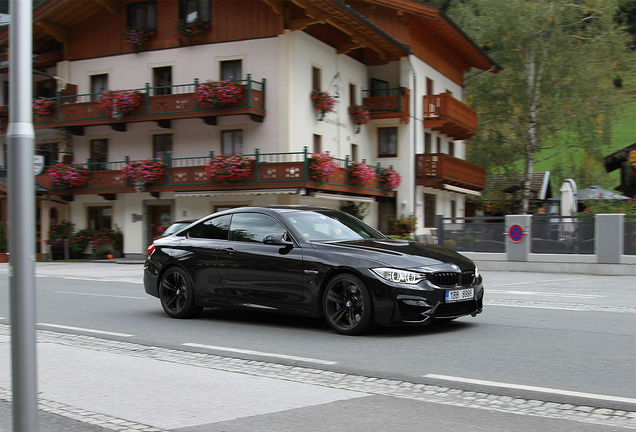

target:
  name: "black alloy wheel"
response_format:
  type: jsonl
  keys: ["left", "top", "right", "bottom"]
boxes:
{"left": 323, "top": 274, "right": 374, "bottom": 335}
{"left": 159, "top": 267, "right": 203, "bottom": 319}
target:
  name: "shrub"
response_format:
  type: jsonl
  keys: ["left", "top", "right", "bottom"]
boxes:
{"left": 385, "top": 214, "right": 417, "bottom": 237}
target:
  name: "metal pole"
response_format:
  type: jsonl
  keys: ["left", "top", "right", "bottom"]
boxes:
{"left": 8, "top": 0, "right": 38, "bottom": 431}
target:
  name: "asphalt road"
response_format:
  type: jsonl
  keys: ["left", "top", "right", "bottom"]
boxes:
{"left": 0, "top": 263, "right": 635, "bottom": 431}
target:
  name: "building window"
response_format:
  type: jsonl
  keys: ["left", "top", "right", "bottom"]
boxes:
{"left": 153, "top": 67, "right": 172, "bottom": 96}
{"left": 221, "top": 129, "right": 243, "bottom": 154}
{"left": 426, "top": 78, "right": 434, "bottom": 95}
{"left": 349, "top": 83, "right": 357, "bottom": 106}
{"left": 437, "top": 136, "right": 442, "bottom": 154}
{"left": 153, "top": 134, "right": 173, "bottom": 160}
{"left": 378, "top": 127, "right": 397, "bottom": 157}
{"left": 90, "top": 139, "right": 108, "bottom": 171}
{"left": 449, "top": 141, "right": 455, "bottom": 157}
{"left": 424, "top": 193, "right": 436, "bottom": 228}
{"left": 127, "top": 1, "right": 157, "bottom": 28}
{"left": 370, "top": 78, "right": 389, "bottom": 97}
{"left": 36, "top": 80, "right": 56, "bottom": 98}
{"left": 37, "top": 142, "right": 58, "bottom": 167}
{"left": 351, "top": 143, "right": 358, "bottom": 162}
{"left": 221, "top": 60, "right": 242, "bottom": 81}
{"left": 3, "top": 80, "right": 8, "bottom": 105}
{"left": 424, "top": 132, "right": 432, "bottom": 154}
{"left": 451, "top": 200, "right": 457, "bottom": 219}
{"left": 88, "top": 206, "right": 112, "bottom": 230}
{"left": 313, "top": 134, "right": 322, "bottom": 154}
{"left": 312, "top": 67, "right": 321, "bottom": 91}
{"left": 90, "top": 74, "right": 108, "bottom": 102}
{"left": 179, "top": 0, "right": 211, "bottom": 23}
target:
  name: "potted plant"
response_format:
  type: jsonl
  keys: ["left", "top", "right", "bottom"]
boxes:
{"left": 68, "top": 228, "right": 93, "bottom": 259}
{"left": 124, "top": 25, "right": 153, "bottom": 52}
{"left": 310, "top": 89, "right": 337, "bottom": 121}
{"left": 385, "top": 214, "right": 417, "bottom": 239}
{"left": 206, "top": 154, "right": 254, "bottom": 183}
{"left": 99, "top": 89, "right": 142, "bottom": 119}
{"left": 379, "top": 166, "right": 402, "bottom": 191}
{"left": 32, "top": 97, "right": 56, "bottom": 118}
{"left": 0, "top": 222, "right": 7, "bottom": 263}
{"left": 45, "top": 163, "right": 90, "bottom": 190}
{"left": 175, "top": 19, "right": 205, "bottom": 44}
{"left": 111, "top": 225, "right": 124, "bottom": 258}
{"left": 195, "top": 80, "right": 244, "bottom": 108}
{"left": 308, "top": 152, "right": 338, "bottom": 183}
{"left": 122, "top": 158, "right": 168, "bottom": 192}
{"left": 48, "top": 220, "right": 75, "bottom": 260}
{"left": 348, "top": 104, "right": 370, "bottom": 133}
{"left": 348, "top": 161, "right": 377, "bottom": 187}
{"left": 91, "top": 228, "right": 115, "bottom": 258}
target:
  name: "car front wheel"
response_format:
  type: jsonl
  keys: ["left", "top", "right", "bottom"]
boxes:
{"left": 159, "top": 267, "right": 203, "bottom": 319}
{"left": 323, "top": 274, "right": 374, "bottom": 335}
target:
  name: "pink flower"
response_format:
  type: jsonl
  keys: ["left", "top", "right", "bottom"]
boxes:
{"left": 310, "top": 90, "right": 337, "bottom": 120}
{"left": 309, "top": 152, "right": 339, "bottom": 182}
{"left": 206, "top": 154, "right": 254, "bottom": 183}
{"left": 122, "top": 159, "right": 168, "bottom": 185}
{"left": 195, "top": 80, "right": 244, "bottom": 107}
{"left": 348, "top": 161, "right": 377, "bottom": 187}
{"left": 379, "top": 167, "right": 401, "bottom": 191}
{"left": 45, "top": 163, "right": 90, "bottom": 190}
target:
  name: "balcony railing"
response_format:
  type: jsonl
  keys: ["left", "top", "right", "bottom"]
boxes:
{"left": 423, "top": 92, "right": 477, "bottom": 141}
{"left": 362, "top": 87, "right": 410, "bottom": 124}
{"left": 416, "top": 153, "right": 485, "bottom": 191}
{"left": 3, "top": 75, "right": 266, "bottom": 131}
{"left": 32, "top": 148, "right": 395, "bottom": 198}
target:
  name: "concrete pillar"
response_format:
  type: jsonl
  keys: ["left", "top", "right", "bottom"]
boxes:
{"left": 506, "top": 215, "right": 532, "bottom": 261}
{"left": 596, "top": 214, "right": 624, "bottom": 264}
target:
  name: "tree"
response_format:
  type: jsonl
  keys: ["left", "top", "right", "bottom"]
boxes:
{"left": 448, "top": 0, "right": 628, "bottom": 213}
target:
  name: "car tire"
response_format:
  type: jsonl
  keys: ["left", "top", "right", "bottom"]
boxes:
{"left": 159, "top": 267, "right": 203, "bottom": 319}
{"left": 323, "top": 273, "right": 374, "bottom": 335}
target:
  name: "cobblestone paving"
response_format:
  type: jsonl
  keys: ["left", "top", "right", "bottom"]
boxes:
{"left": 484, "top": 299, "right": 636, "bottom": 313}
{"left": 1, "top": 325, "right": 635, "bottom": 431}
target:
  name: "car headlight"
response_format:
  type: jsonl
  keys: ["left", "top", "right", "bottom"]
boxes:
{"left": 371, "top": 268, "right": 425, "bottom": 284}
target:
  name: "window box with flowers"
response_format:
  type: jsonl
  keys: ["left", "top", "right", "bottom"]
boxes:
{"left": 122, "top": 158, "right": 168, "bottom": 192}
{"left": 99, "top": 89, "right": 142, "bottom": 120}
{"left": 310, "top": 90, "right": 337, "bottom": 121}
{"left": 175, "top": 19, "right": 205, "bottom": 44}
{"left": 308, "top": 152, "right": 339, "bottom": 183}
{"left": 195, "top": 80, "right": 244, "bottom": 108}
{"left": 348, "top": 161, "right": 377, "bottom": 187}
{"left": 206, "top": 154, "right": 254, "bottom": 184}
{"left": 348, "top": 105, "right": 370, "bottom": 133}
{"left": 124, "top": 25, "right": 154, "bottom": 52}
{"left": 379, "top": 166, "right": 402, "bottom": 191}
{"left": 45, "top": 163, "right": 90, "bottom": 191}
{"left": 33, "top": 97, "right": 56, "bottom": 118}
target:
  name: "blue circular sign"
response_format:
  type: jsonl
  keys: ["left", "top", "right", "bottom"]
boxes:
{"left": 508, "top": 224, "right": 525, "bottom": 242}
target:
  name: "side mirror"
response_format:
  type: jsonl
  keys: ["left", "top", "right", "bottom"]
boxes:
{"left": 263, "top": 232, "right": 293, "bottom": 246}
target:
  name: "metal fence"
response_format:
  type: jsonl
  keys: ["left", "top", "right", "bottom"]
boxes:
{"left": 437, "top": 216, "right": 505, "bottom": 252}
{"left": 437, "top": 215, "right": 635, "bottom": 255}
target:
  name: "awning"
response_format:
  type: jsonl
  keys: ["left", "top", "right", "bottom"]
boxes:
{"left": 175, "top": 188, "right": 301, "bottom": 197}
{"left": 444, "top": 184, "right": 482, "bottom": 196}
{"left": 311, "top": 192, "right": 375, "bottom": 203}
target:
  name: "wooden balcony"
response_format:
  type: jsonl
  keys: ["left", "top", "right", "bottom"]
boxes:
{"left": 362, "top": 87, "right": 410, "bottom": 124}
{"left": 3, "top": 76, "right": 266, "bottom": 133}
{"left": 416, "top": 153, "right": 486, "bottom": 192}
{"left": 423, "top": 92, "right": 477, "bottom": 140}
{"left": 34, "top": 150, "right": 394, "bottom": 199}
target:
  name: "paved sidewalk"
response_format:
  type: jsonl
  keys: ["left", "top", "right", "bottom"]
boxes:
{"left": 1, "top": 262, "right": 636, "bottom": 431}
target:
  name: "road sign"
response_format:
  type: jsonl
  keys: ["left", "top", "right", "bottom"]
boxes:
{"left": 629, "top": 150, "right": 636, "bottom": 167}
{"left": 33, "top": 155, "right": 44, "bottom": 175}
{"left": 508, "top": 224, "right": 525, "bottom": 242}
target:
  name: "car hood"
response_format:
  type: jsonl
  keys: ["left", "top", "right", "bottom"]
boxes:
{"left": 311, "top": 239, "right": 476, "bottom": 270}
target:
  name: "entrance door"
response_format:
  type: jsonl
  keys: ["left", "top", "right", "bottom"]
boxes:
{"left": 150, "top": 205, "right": 171, "bottom": 242}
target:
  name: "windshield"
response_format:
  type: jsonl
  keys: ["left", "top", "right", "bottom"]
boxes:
{"left": 283, "top": 210, "right": 386, "bottom": 241}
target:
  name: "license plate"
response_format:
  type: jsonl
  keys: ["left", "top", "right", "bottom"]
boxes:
{"left": 445, "top": 288, "right": 474, "bottom": 303}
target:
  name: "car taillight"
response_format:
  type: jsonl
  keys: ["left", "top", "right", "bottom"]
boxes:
{"left": 147, "top": 244, "right": 155, "bottom": 257}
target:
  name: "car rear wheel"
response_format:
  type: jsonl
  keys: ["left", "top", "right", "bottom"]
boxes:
{"left": 323, "top": 274, "right": 374, "bottom": 335}
{"left": 159, "top": 267, "right": 203, "bottom": 319}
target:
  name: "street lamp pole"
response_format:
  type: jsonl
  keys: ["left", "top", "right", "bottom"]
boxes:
{"left": 8, "top": 0, "right": 38, "bottom": 430}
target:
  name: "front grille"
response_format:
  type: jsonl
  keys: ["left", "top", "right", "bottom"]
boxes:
{"left": 397, "top": 303, "right": 428, "bottom": 322}
{"left": 426, "top": 272, "right": 458, "bottom": 286}
{"left": 435, "top": 300, "right": 478, "bottom": 318}
{"left": 427, "top": 270, "right": 475, "bottom": 287}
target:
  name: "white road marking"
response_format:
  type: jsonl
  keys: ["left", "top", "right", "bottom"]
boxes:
{"left": 183, "top": 343, "right": 338, "bottom": 365}
{"left": 424, "top": 374, "right": 636, "bottom": 404}
{"left": 487, "top": 289, "right": 604, "bottom": 299}
{"left": 56, "top": 291, "right": 149, "bottom": 300}
{"left": 37, "top": 323, "right": 133, "bottom": 337}
{"left": 488, "top": 277, "right": 591, "bottom": 287}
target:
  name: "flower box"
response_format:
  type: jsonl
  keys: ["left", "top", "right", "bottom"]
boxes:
{"left": 379, "top": 166, "right": 402, "bottom": 191}
{"left": 206, "top": 154, "right": 254, "bottom": 183}
{"left": 99, "top": 90, "right": 143, "bottom": 119}
{"left": 195, "top": 80, "right": 244, "bottom": 108}
{"left": 310, "top": 90, "right": 336, "bottom": 121}
{"left": 309, "top": 152, "right": 339, "bottom": 182}
{"left": 348, "top": 161, "right": 377, "bottom": 187}
{"left": 45, "top": 163, "right": 90, "bottom": 190}
{"left": 122, "top": 158, "right": 168, "bottom": 192}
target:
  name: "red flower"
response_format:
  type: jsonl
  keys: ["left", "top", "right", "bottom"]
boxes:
{"left": 348, "top": 161, "right": 377, "bottom": 187}
{"left": 309, "top": 152, "right": 339, "bottom": 182}
{"left": 379, "top": 166, "right": 401, "bottom": 191}
{"left": 310, "top": 90, "right": 337, "bottom": 120}
{"left": 206, "top": 154, "right": 254, "bottom": 183}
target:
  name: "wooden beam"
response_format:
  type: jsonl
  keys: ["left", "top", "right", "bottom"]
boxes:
{"left": 262, "top": 0, "right": 285, "bottom": 15}
{"left": 288, "top": 17, "right": 324, "bottom": 31}
{"left": 35, "top": 21, "right": 69, "bottom": 44}
{"left": 337, "top": 42, "right": 364, "bottom": 55}
{"left": 96, "top": 0, "right": 120, "bottom": 13}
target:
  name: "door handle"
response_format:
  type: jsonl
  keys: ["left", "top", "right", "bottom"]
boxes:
{"left": 223, "top": 247, "right": 236, "bottom": 255}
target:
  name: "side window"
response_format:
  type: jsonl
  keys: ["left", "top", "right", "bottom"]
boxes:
{"left": 127, "top": 1, "right": 157, "bottom": 28}
{"left": 179, "top": 0, "right": 211, "bottom": 23}
{"left": 188, "top": 214, "right": 230, "bottom": 240}
{"left": 229, "top": 213, "right": 285, "bottom": 243}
